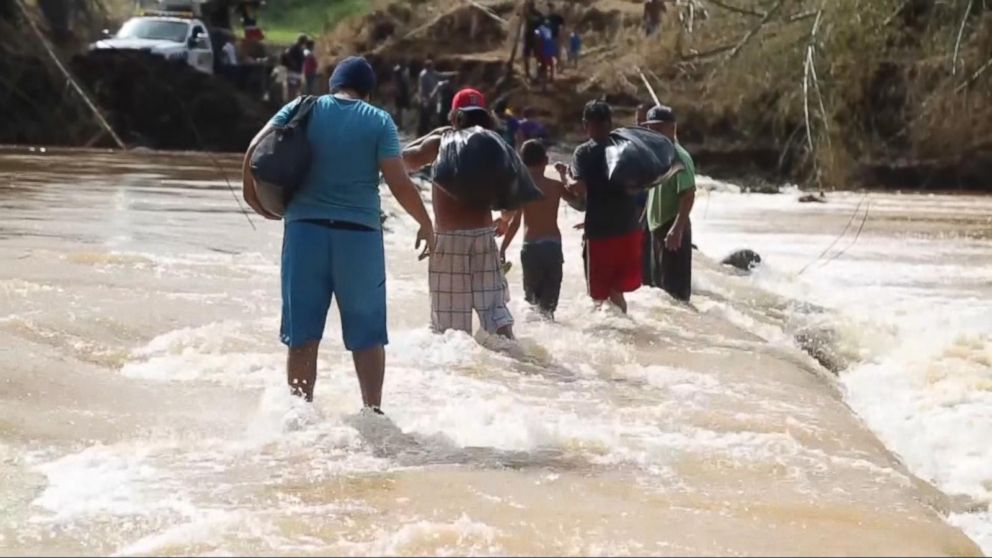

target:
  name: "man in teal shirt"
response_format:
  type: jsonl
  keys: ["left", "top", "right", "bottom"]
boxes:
{"left": 243, "top": 57, "right": 435, "bottom": 411}
{"left": 642, "top": 105, "right": 695, "bottom": 301}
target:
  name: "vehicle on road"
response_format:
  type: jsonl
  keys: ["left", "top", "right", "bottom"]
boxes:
{"left": 91, "top": 15, "right": 215, "bottom": 74}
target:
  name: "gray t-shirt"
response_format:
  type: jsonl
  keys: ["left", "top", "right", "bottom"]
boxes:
{"left": 419, "top": 69, "right": 439, "bottom": 103}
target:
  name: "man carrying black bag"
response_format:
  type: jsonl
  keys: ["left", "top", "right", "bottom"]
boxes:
{"left": 242, "top": 57, "right": 435, "bottom": 412}
{"left": 403, "top": 88, "right": 517, "bottom": 339}
{"left": 557, "top": 101, "right": 645, "bottom": 314}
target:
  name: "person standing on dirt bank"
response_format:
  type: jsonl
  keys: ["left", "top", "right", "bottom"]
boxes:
{"left": 417, "top": 59, "right": 440, "bottom": 136}
{"left": 242, "top": 56, "right": 435, "bottom": 411}
{"left": 544, "top": 3, "right": 565, "bottom": 70}
{"left": 392, "top": 61, "right": 412, "bottom": 130}
{"left": 643, "top": 0, "right": 667, "bottom": 37}
{"left": 557, "top": 100, "right": 644, "bottom": 313}
{"left": 403, "top": 88, "right": 516, "bottom": 339}
{"left": 303, "top": 40, "right": 318, "bottom": 95}
{"left": 521, "top": 0, "right": 544, "bottom": 81}
{"left": 433, "top": 79, "right": 456, "bottom": 130}
{"left": 642, "top": 104, "right": 695, "bottom": 302}
{"left": 281, "top": 34, "right": 308, "bottom": 99}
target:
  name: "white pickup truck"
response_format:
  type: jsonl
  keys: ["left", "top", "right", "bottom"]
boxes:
{"left": 90, "top": 15, "right": 216, "bottom": 74}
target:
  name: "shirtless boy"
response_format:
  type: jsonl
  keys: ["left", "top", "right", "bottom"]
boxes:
{"left": 500, "top": 140, "right": 581, "bottom": 319}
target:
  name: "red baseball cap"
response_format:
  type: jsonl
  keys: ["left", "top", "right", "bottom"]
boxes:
{"left": 451, "top": 88, "right": 488, "bottom": 112}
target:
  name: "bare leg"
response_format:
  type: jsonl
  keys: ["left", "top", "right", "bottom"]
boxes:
{"left": 353, "top": 345, "right": 385, "bottom": 409}
{"left": 609, "top": 291, "right": 628, "bottom": 314}
{"left": 496, "top": 325, "right": 515, "bottom": 340}
{"left": 287, "top": 341, "right": 320, "bottom": 402}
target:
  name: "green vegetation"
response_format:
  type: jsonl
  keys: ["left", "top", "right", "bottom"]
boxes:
{"left": 260, "top": 0, "right": 369, "bottom": 45}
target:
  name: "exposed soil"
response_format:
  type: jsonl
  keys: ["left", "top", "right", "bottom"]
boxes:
{"left": 4, "top": 0, "right": 991, "bottom": 189}
{"left": 0, "top": 2, "right": 270, "bottom": 152}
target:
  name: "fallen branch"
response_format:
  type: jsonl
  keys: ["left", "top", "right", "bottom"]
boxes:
{"left": 679, "top": 42, "right": 735, "bottom": 61}
{"left": 951, "top": 0, "right": 974, "bottom": 75}
{"left": 495, "top": 7, "right": 523, "bottom": 91}
{"left": 373, "top": 6, "right": 462, "bottom": 54}
{"left": 14, "top": 0, "right": 125, "bottom": 149}
{"left": 707, "top": 0, "right": 764, "bottom": 18}
{"left": 881, "top": 0, "right": 911, "bottom": 27}
{"left": 802, "top": 9, "right": 825, "bottom": 185}
{"left": 808, "top": 10, "right": 830, "bottom": 152}
{"left": 723, "top": 0, "right": 786, "bottom": 64}
{"left": 462, "top": 0, "right": 508, "bottom": 26}
{"left": 787, "top": 10, "right": 818, "bottom": 23}
{"left": 955, "top": 53, "right": 992, "bottom": 94}
{"left": 636, "top": 66, "right": 661, "bottom": 106}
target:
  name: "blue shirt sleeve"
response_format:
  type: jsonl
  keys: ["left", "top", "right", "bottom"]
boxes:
{"left": 269, "top": 98, "right": 303, "bottom": 127}
{"left": 377, "top": 113, "right": 401, "bottom": 161}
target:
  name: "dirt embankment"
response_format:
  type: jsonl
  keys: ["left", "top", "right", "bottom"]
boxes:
{"left": 0, "top": 3, "right": 270, "bottom": 152}
{"left": 4, "top": 0, "right": 991, "bottom": 189}
{"left": 321, "top": 0, "right": 992, "bottom": 191}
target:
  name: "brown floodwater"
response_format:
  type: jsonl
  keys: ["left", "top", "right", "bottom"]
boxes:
{"left": 0, "top": 148, "right": 986, "bottom": 556}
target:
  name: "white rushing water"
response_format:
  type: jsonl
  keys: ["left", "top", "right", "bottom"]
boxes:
{"left": 0, "top": 150, "right": 987, "bottom": 556}
{"left": 694, "top": 183, "right": 992, "bottom": 553}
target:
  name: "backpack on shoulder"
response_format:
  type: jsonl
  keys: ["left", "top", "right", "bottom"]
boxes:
{"left": 249, "top": 95, "right": 319, "bottom": 218}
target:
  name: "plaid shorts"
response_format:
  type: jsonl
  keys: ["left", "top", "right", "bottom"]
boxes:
{"left": 429, "top": 227, "right": 513, "bottom": 334}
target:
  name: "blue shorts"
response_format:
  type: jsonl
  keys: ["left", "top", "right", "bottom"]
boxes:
{"left": 280, "top": 220, "right": 388, "bottom": 351}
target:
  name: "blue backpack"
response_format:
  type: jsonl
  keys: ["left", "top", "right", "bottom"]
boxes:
{"left": 249, "top": 96, "right": 318, "bottom": 218}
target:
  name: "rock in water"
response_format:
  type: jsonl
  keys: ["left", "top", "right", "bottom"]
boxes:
{"left": 794, "top": 326, "right": 848, "bottom": 374}
{"left": 799, "top": 193, "right": 827, "bottom": 203}
{"left": 721, "top": 249, "right": 762, "bottom": 272}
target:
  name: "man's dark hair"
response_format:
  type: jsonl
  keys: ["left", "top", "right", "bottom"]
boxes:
{"left": 519, "top": 139, "right": 547, "bottom": 167}
{"left": 583, "top": 100, "right": 612, "bottom": 124}
{"left": 493, "top": 98, "right": 509, "bottom": 116}
{"left": 454, "top": 109, "right": 496, "bottom": 130}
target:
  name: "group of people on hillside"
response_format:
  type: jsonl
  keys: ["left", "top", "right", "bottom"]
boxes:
{"left": 388, "top": 58, "right": 460, "bottom": 136}
{"left": 242, "top": 56, "right": 695, "bottom": 414}
{"left": 277, "top": 34, "right": 320, "bottom": 100}
{"left": 523, "top": 1, "right": 580, "bottom": 86}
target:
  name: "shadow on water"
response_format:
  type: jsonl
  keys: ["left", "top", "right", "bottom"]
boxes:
{"left": 345, "top": 413, "right": 583, "bottom": 472}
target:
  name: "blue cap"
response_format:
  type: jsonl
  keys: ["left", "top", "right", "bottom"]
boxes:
{"left": 329, "top": 56, "right": 377, "bottom": 97}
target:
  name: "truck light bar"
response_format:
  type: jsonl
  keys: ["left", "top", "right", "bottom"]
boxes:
{"left": 139, "top": 9, "right": 195, "bottom": 17}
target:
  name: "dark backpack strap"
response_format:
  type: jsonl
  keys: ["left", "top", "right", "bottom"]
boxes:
{"left": 284, "top": 95, "right": 320, "bottom": 130}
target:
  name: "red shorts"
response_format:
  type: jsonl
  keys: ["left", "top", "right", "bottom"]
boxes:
{"left": 586, "top": 230, "right": 643, "bottom": 301}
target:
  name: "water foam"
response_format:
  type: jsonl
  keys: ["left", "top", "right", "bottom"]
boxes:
{"left": 696, "top": 189, "right": 992, "bottom": 552}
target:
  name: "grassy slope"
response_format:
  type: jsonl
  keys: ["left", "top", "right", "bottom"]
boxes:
{"left": 260, "top": 0, "right": 370, "bottom": 45}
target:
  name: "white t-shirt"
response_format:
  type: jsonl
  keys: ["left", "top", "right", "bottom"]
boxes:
{"left": 222, "top": 42, "right": 238, "bottom": 66}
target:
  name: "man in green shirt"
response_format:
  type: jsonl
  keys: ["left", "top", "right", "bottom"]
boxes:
{"left": 642, "top": 105, "right": 695, "bottom": 301}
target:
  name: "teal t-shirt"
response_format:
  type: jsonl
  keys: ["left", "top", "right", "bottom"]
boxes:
{"left": 270, "top": 95, "right": 400, "bottom": 229}
{"left": 647, "top": 143, "right": 696, "bottom": 232}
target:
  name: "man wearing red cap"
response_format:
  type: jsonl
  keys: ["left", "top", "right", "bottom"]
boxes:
{"left": 403, "top": 88, "right": 516, "bottom": 339}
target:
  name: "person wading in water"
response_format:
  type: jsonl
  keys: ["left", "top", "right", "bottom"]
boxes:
{"left": 403, "top": 88, "right": 516, "bottom": 339}
{"left": 242, "top": 57, "right": 435, "bottom": 412}
{"left": 641, "top": 104, "right": 696, "bottom": 302}
{"left": 557, "top": 100, "right": 644, "bottom": 313}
